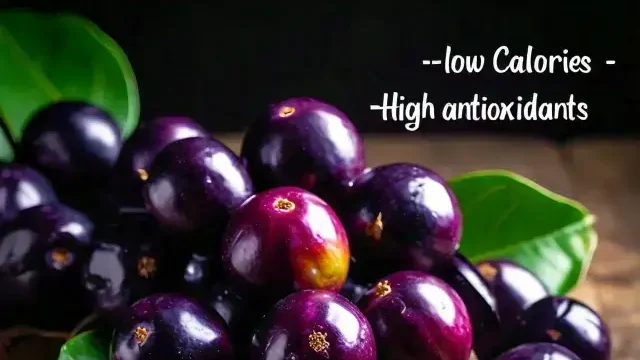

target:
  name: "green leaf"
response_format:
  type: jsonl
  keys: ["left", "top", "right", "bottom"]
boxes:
{"left": 58, "top": 331, "right": 108, "bottom": 360}
{"left": 448, "top": 170, "right": 597, "bottom": 295}
{"left": 0, "top": 10, "right": 140, "bottom": 159}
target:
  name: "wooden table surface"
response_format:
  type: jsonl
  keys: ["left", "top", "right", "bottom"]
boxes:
{"left": 6, "top": 135, "right": 639, "bottom": 360}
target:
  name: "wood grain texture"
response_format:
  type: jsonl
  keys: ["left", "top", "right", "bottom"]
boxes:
{"left": 8, "top": 135, "right": 637, "bottom": 359}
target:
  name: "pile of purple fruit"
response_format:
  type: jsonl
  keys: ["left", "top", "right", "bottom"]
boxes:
{"left": 0, "top": 98, "right": 610, "bottom": 360}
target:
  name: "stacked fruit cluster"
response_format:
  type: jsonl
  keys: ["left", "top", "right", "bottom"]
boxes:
{"left": 0, "top": 98, "right": 610, "bottom": 360}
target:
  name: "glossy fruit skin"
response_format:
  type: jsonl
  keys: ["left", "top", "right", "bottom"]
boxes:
{"left": 358, "top": 271, "right": 472, "bottom": 360}
{"left": 19, "top": 101, "right": 123, "bottom": 186}
{"left": 84, "top": 214, "right": 192, "bottom": 314}
{"left": 0, "top": 164, "right": 57, "bottom": 224}
{"left": 221, "top": 187, "right": 350, "bottom": 298}
{"left": 241, "top": 97, "right": 365, "bottom": 204}
{"left": 340, "top": 163, "right": 461, "bottom": 282}
{"left": 251, "top": 290, "right": 376, "bottom": 360}
{"left": 143, "top": 137, "right": 253, "bottom": 232}
{"left": 476, "top": 259, "right": 549, "bottom": 330}
{"left": 111, "top": 293, "right": 234, "bottom": 360}
{"left": 0, "top": 203, "right": 94, "bottom": 329}
{"left": 506, "top": 296, "right": 611, "bottom": 360}
{"left": 495, "top": 343, "right": 580, "bottom": 360}
{"left": 115, "top": 116, "right": 207, "bottom": 207}
{"left": 430, "top": 252, "right": 501, "bottom": 360}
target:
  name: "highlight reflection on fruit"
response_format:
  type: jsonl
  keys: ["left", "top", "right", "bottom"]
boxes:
{"left": 241, "top": 97, "right": 365, "bottom": 205}
{"left": 506, "top": 296, "right": 611, "bottom": 360}
{"left": 250, "top": 290, "right": 376, "bottom": 360}
{"left": 430, "top": 252, "right": 501, "bottom": 359}
{"left": 340, "top": 163, "right": 462, "bottom": 281}
{"left": 476, "top": 259, "right": 549, "bottom": 330}
{"left": 495, "top": 343, "right": 580, "bottom": 360}
{"left": 143, "top": 137, "right": 254, "bottom": 232}
{"left": 358, "top": 271, "right": 473, "bottom": 360}
{"left": 0, "top": 163, "right": 58, "bottom": 225}
{"left": 115, "top": 116, "right": 208, "bottom": 207}
{"left": 110, "top": 293, "right": 234, "bottom": 360}
{"left": 221, "top": 186, "right": 350, "bottom": 297}
{"left": 0, "top": 203, "right": 94, "bottom": 329}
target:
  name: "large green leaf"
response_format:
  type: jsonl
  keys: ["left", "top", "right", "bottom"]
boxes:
{"left": 58, "top": 331, "right": 108, "bottom": 360}
{"left": 0, "top": 11, "right": 140, "bottom": 160}
{"left": 448, "top": 170, "right": 597, "bottom": 295}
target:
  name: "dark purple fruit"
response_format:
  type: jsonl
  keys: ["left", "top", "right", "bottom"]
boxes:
{"left": 111, "top": 293, "right": 234, "bottom": 360}
{"left": 84, "top": 223, "right": 191, "bottom": 314}
{"left": 115, "top": 116, "right": 207, "bottom": 207}
{"left": 358, "top": 271, "right": 472, "bottom": 360}
{"left": 340, "top": 163, "right": 461, "bottom": 281}
{"left": 506, "top": 296, "right": 611, "bottom": 360}
{"left": 495, "top": 343, "right": 580, "bottom": 360}
{"left": 0, "top": 203, "right": 94, "bottom": 329}
{"left": 430, "top": 252, "right": 501, "bottom": 359}
{"left": 241, "top": 97, "right": 365, "bottom": 204}
{"left": 221, "top": 186, "right": 350, "bottom": 298}
{"left": 19, "top": 101, "right": 122, "bottom": 186}
{"left": 476, "top": 259, "right": 549, "bottom": 329}
{"left": 251, "top": 290, "right": 376, "bottom": 360}
{"left": 0, "top": 164, "right": 57, "bottom": 224}
{"left": 143, "top": 137, "right": 253, "bottom": 233}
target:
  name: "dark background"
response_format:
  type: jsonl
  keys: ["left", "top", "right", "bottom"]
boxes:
{"left": 2, "top": 1, "right": 638, "bottom": 141}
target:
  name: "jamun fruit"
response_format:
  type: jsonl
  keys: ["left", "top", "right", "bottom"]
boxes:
{"left": 0, "top": 203, "right": 94, "bottom": 329}
{"left": 221, "top": 186, "right": 350, "bottom": 298}
{"left": 340, "top": 163, "right": 461, "bottom": 281}
{"left": 110, "top": 293, "right": 234, "bottom": 360}
{"left": 19, "top": 101, "right": 122, "bottom": 187}
{"left": 142, "top": 136, "right": 253, "bottom": 232}
{"left": 250, "top": 289, "right": 376, "bottom": 360}
{"left": 495, "top": 343, "right": 580, "bottom": 360}
{"left": 506, "top": 295, "right": 611, "bottom": 360}
{"left": 358, "top": 271, "right": 472, "bottom": 360}
{"left": 115, "top": 116, "right": 207, "bottom": 207}
{"left": 430, "top": 253, "right": 501, "bottom": 359}
{"left": 0, "top": 163, "right": 57, "bottom": 224}
{"left": 241, "top": 97, "right": 365, "bottom": 204}
{"left": 476, "top": 259, "right": 549, "bottom": 329}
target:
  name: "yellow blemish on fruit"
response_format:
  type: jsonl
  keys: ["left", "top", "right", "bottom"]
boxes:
{"left": 365, "top": 213, "right": 383, "bottom": 241}
{"left": 136, "top": 168, "right": 149, "bottom": 181}
{"left": 51, "top": 248, "right": 72, "bottom": 268}
{"left": 546, "top": 329, "right": 562, "bottom": 340}
{"left": 134, "top": 326, "right": 149, "bottom": 344}
{"left": 375, "top": 280, "right": 392, "bottom": 297}
{"left": 137, "top": 256, "right": 157, "bottom": 278}
{"left": 273, "top": 198, "right": 295, "bottom": 212}
{"left": 308, "top": 330, "right": 330, "bottom": 354}
{"left": 478, "top": 263, "right": 498, "bottom": 282}
{"left": 297, "top": 244, "right": 349, "bottom": 290}
{"left": 279, "top": 106, "right": 296, "bottom": 117}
